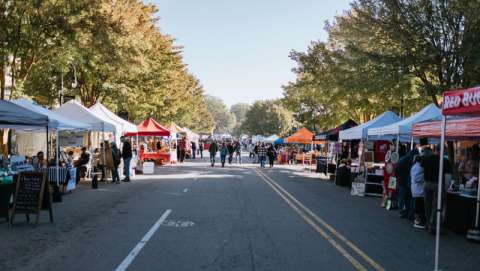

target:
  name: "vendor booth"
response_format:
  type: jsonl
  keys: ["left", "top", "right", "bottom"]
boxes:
{"left": 283, "top": 128, "right": 322, "bottom": 166}
{"left": 412, "top": 86, "right": 480, "bottom": 271}
{"left": 314, "top": 119, "right": 358, "bottom": 177}
{"left": 125, "top": 118, "right": 171, "bottom": 165}
{"left": 338, "top": 111, "right": 401, "bottom": 195}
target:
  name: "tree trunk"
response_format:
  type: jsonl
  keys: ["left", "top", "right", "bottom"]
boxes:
{"left": 0, "top": 58, "right": 5, "bottom": 100}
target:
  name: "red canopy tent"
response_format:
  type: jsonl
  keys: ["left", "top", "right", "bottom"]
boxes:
{"left": 412, "top": 116, "right": 480, "bottom": 139}
{"left": 124, "top": 118, "right": 170, "bottom": 137}
{"left": 420, "top": 86, "right": 480, "bottom": 271}
{"left": 284, "top": 127, "right": 323, "bottom": 144}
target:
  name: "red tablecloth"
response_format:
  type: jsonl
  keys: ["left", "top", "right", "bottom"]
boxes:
{"left": 140, "top": 152, "right": 171, "bottom": 164}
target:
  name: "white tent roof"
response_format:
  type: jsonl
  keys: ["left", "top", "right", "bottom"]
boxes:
{"left": 55, "top": 100, "right": 116, "bottom": 132}
{"left": 0, "top": 100, "right": 50, "bottom": 129}
{"left": 182, "top": 127, "right": 200, "bottom": 143}
{"left": 368, "top": 104, "right": 441, "bottom": 141}
{"left": 339, "top": 111, "right": 401, "bottom": 141}
{"left": 252, "top": 135, "right": 266, "bottom": 143}
{"left": 90, "top": 102, "right": 137, "bottom": 134}
{"left": 13, "top": 98, "right": 90, "bottom": 131}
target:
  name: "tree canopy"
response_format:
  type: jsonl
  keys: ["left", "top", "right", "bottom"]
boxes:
{"left": 0, "top": 0, "right": 214, "bottom": 133}
{"left": 204, "top": 95, "right": 236, "bottom": 134}
{"left": 230, "top": 103, "right": 251, "bottom": 136}
{"left": 283, "top": 0, "right": 480, "bottom": 130}
{"left": 241, "top": 100, "right": 295, "bottom": 136}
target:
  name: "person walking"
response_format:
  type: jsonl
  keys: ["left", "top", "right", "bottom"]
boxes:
{"left": 227, "top": 142, "right": 234, "bottom": 164}
{"left": 111, "top": 142, "right": 121, "bottom": 184}
{"left": 220, "top": 142, "right": 228, "bottom": 168}
{"left": 253, "top": 143, "right": 259, "bottom": 163}
{"left": 103, "top": 141, "right": 114, "bottom": 183}
{"left": 395, "top": 147, "right": 418, "bottom": 219}
{"left": 208, "top": 141, "right": 218, "bottom": 167}
{"left": 267, "top": 144, "right": 276, "bottom": 168}
{"left": 121, "top": 136, "right": 132, "bottom": 182}
{"left": 258, "top": 143, "right": 267, "bottom": 168}
{"left": 191, "top": 141, "right": 197, "bottom": 159}
{"left": 235, "top": 142, "right": 242, "bottom": 164}
{"left": 199, "top": 141, "right": 204, "bottom": 158}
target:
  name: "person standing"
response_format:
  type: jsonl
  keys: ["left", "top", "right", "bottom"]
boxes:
{"left": 103, "top": 141, "right": 114, "bottom": 183}
{"left": 395, "top": 148, "right": 418, "bottom": 219}
{"left": 191, "top": 142, "right": 197, "bottom": 159}
{"left": 179, "top": 137, "right": 187, "bottom": 163}
{"left": 199, "top": 141, "right": 204, "bottom": 158}
{"left": 258, "top": 143, "right": 267, "bottom": 168}
{"left": 75, "top": 147, "right": 90, "bottom": 184}
{"left": 111, "top": 142, "right": 121, "bottom": 184}
{"left": 220, "top": 142, "right": 228, "bottom": 168}
{"left": 208, "top": 141, "right": 218, "bottom": 167}
{"left": 267, "top": 144, "right": 276, "bottom": 168}
{"left": 411, "top": 155, "right": 426, "bottom": 228}
{"left": 421, "top": 142, "right": 452, "bottom": 234}
{"left": 121, "top": 136, "right": 132, "bottom": 182}
{"left": 253, "top": 143, "right": 259, "bottom": 163}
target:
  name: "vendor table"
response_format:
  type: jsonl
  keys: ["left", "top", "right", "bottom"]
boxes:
{"left": 41, "top": 167, "right": 69, "bottom": 185}
{"left": 140, "top": 152, "right": 171, "bottom": 164}
{"left": 445, "top": 191, "right": 476, "bottom": 233}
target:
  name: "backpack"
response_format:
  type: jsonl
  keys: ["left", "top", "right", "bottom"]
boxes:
{"left": 112, "top": 148, "right": 121, "bottom": 164}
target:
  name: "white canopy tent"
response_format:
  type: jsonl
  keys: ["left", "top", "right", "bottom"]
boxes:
{"left": 367, "top": 104, "right": 441, "bottom": 142}
{"left": 90, "top": 102, "right": 137, "bottom": 134}
{"left": 13, "top": 98, "right": 90, "bottom": 131}
{"left": 55, "top": 100, "right": 116, "bottom": 132}
{"left": 90, "top": 102, "right": 137, "bottom": 145}
{"left": 339, "top": 111, "right": 401, "bottom": 141}
{"left": 183, "top": 127, "right": 200, "bottom": 145}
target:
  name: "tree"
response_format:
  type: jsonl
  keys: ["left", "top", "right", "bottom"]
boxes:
{"left": 204, "top": 95, "right": 236, "bottom": 133}
{"left": 242, "top": 100, "right": 295, "bottom": 136}
{"left": 230, "top": 103, "right": 251, "bottom": 136}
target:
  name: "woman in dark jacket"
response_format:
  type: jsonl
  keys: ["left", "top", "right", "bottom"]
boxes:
{"left": 267, "top": 145, "right": 276, "bottom": 168}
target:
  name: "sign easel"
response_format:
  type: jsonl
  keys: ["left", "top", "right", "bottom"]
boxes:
{"left": 10, "top": 171, "right": 54, "bottom": 225}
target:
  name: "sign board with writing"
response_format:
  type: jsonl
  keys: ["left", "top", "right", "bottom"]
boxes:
{"left": 10, "top": 171, "right": 53, "bottom": 225}
{"left": 443, "top": 87, "right": 480, "bottom": 115}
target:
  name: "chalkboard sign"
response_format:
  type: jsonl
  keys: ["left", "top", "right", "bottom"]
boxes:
{"left": 10, "top": 171, "right": 53, "bottom": 225}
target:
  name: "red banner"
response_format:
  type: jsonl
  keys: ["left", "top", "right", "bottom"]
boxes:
{"left": 442, "top": 86, "right": 480, "bottom": 115}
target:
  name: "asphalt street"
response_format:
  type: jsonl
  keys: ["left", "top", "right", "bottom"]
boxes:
{"left": 1, "top": 155, "right": 480, "bottom": 271}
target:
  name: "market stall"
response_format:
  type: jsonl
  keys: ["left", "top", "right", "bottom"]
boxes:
{"left": 1, "top": 100, "right": 49, "bottom": 222}
{"left": 125, "top": 118, "right": 171, "bottom": 165}
{"left": 412, "top": 86, "right": 480, "bottom": 271}
{"left": 314, "top": 119, "right": 358, "bottom": 176}
{"left": 284, "top": 128, "right": 322, "bottom": 166}
{"left": 338, "top": 111, "right": 401, "bottom": 195}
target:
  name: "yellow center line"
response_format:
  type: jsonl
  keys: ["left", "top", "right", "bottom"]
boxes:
{"left": 255, "top": 169, "right": 385, "bottom": 271}
{"left": 254, "top": 169, "right": 368, "bottom": 271}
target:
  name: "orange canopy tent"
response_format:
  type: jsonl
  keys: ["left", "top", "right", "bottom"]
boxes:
{"left": 124, "top": 118, "right": 170, "bottom": 137}
{"left": 284, "top": 127, "right": 323, "bottom": 144}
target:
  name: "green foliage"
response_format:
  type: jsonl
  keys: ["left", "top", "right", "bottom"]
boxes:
{"left": 242, "top": 100, "right": 295, "bottom": 136}
{"left": 284, "top": 0, "right": 480, "bottom": 130}
{"left": 230, "top": 103, "right": 251, "bottom": 136}
{"left": 0, "top": 0, "right": 215, "bottom": 133}
{"left": 204, "top": 95, "right": 236, "bottom": 133}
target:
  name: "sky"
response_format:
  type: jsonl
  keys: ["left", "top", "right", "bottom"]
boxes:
{"left": 149, "top": 0, "right": 352, "bottom": 107}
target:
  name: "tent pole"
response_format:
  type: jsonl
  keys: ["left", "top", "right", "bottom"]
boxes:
{"left": 434, "top": 115, "right": 446, "bottom": 271}
{"left": 102, "top": 124, "right": 106, "bottom": 179}
{"left": 410, "top": 136, "right": 414, "bottom": 150}
{"left": 396, "top": 134, "right": 400, "bottom": 153}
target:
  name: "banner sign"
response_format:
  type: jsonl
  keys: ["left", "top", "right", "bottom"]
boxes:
{"left": 443, "top": 86, "right": 480, "bottom": 115}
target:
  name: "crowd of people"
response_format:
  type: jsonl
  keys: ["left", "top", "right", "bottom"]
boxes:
{"left": 389, "top": 138, "right": 453, "bottom": 234}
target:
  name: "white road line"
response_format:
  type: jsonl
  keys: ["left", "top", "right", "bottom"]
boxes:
{"left": 183, "top": 188, "right": 189, "bottom": 193}
{"left": 115, "top": 209, "right": 172, "bottom": 271}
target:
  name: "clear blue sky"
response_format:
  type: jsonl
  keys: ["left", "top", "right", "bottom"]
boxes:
{"left": 148, "top": 0, "right": 351, "bottom": 107}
